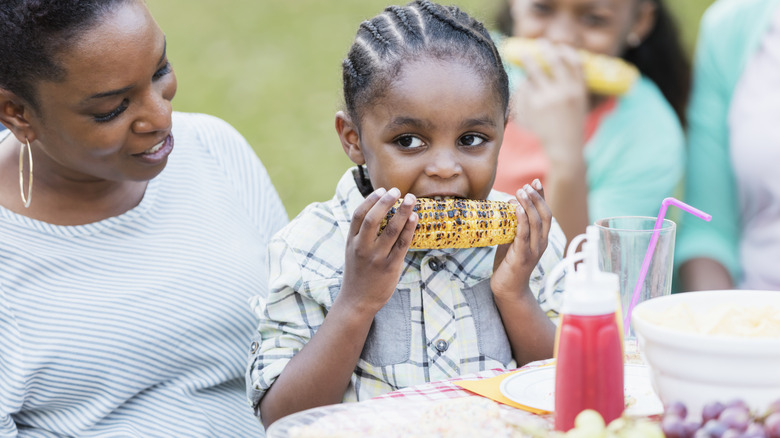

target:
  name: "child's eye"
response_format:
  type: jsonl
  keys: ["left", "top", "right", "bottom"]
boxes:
{"left": 459, "top": 134, "right": 486, "bottom": 147}
{"left": 93, "top": 99, "right": 129, "bottom": 123}
{"left": 396, "top": 135, "right": 424, "bottom": 149}
{"left": 530, "top": 1, "right": 553, "bottom": 15}
{"left": 153, "top": 61, "right": 172, "bottom": 80}
{"left": 582, "top": 13, "right": 609, "bottom": 27}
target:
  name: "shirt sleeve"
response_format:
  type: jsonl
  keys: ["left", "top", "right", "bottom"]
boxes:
{"left": 674, "top": 7, "right": 742, "bottom": 280}
{"left": 190, "top": 112, "right": 290, "bottom": 250}
{"left": 584, "top": 78, "right": 686, "bottom": 224}
{"left": 245, "top": 232, "right": 334, "bottom": 416}
{"left": 0, "top": 288, "right": 22, "bottom": 437}
{"left": 532, "top": 218, "right": 567, "bottom": 315}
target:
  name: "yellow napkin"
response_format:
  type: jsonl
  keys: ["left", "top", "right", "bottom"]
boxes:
{"left": 454, "top": 365, "right": 554, "bottom": 415}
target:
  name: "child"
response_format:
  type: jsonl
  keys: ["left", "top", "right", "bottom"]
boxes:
{"left": 492, "top": 0, "right": 689, "bottom": 242}
{"left": 246, "top": 0, "right": 566, "bottom": 428}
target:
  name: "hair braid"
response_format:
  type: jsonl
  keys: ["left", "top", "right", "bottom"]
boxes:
{"left": 413, "top": 0, "right": 503, "bottom": 70}
{"left": 341, "top": 0, "right": 509, "bottom": 126}
{"left": 359, "top": 20, "right": 390, "bottom": 46}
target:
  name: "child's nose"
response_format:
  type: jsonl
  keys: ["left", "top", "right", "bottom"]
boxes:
{"left": 425, "top": 149, "right": 462, "bottom": 179}
{"left": 544, "top": 15, "right": 578, "bottom": 46}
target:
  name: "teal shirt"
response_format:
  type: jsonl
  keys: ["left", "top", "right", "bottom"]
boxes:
{"left": 675, "top": 0, "right": 780, "bottom": 282}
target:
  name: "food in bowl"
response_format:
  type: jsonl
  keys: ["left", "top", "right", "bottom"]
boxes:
{"left": 638, "top": 302, "right": 780, "bottom": 337}
{"left": 631, "top": 290, "right": 780, "bottom": 421}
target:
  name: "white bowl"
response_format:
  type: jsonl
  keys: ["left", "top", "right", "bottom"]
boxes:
{"left": 631, "top": 290, "right": 780, "bottom": 420}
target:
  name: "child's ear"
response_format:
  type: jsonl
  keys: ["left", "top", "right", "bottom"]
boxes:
{"left": 0, "top": 89, "right": 36, "bottom": 143}
{"left": 335, "top": 111, "right": 365, "bottom": 165}
{"left": 629, "top": 0, "right": 657, "bottom": 45}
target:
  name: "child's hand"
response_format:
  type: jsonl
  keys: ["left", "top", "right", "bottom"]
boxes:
{"left": 491, "top": 180, "right": 551, "bottom": 300}
{"left": 338, "top": 187, "right": 418, "bottom": 315}
{"left": 512, "top": 40, "right": 588, "bottom": 166}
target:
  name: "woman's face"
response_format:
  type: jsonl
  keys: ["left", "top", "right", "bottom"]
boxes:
{"left": 28, "top": 0, "right": 177, "bottom": 184}
{"left": 510, "top": 0, "right": 642, "bottom": 56}
{"left": 346, "top": 58, "right": 506, "bottom": 201}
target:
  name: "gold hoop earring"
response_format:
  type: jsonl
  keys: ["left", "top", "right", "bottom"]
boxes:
{"left": 627, "top": 33, "right": 641, "bottom": 48}
{"left": 19, "top": 138, "right": 33, "bottom": 208}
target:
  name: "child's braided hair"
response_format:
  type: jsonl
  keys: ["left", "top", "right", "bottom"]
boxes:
{"left": 342, "top": 0, "right": 510, "bottom": 126}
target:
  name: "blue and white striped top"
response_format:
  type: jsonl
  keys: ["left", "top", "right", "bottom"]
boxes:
{"left": 0, "top": 112, "right": 288, "bottom": 437}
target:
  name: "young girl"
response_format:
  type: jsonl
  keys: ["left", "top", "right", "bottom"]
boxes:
{"left": 247, "top": 0, "right": 567, "bottom": 428}
{"left": 492, "top": 0, "right": 689, "bottom": 242}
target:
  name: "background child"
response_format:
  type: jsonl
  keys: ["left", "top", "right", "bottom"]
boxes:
{"left": 492, "top": 0, "right": 689, "bottom": 242}
{"left": 247, "top": 0, "right": 566, "bottom": 428}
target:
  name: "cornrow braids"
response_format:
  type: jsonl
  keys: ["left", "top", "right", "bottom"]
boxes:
{"left": 342, "top": 0, "right": 509, "bottom": 127}
{"left": 0, "top": 0, "right": 131, "bottom": 110}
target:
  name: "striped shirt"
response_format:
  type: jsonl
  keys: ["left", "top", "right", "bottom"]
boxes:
{"left": 246, "top": 168, "right": 565, "bottom": 413}
{"left": 0, "top": 112, "right": 288, "bottom": 437}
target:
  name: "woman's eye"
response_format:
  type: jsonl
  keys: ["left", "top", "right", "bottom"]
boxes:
{"left": 93, "top": 99, "right": 129, "bottom": 123}
{"left": 153, "top": 61, "right": 172, "bottom": 80}
{"left": 530, "top": 1, "right": 553, "bottom": 15}
{"left": 396, "top": 135, "right": 424, "bottom": 149}
{"left": 460, "top": 134, "right": 485, "bottom": 147}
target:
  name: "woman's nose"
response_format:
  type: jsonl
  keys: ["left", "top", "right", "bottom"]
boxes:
{"left": 132, "top": 82, "right": 176, "bottom": 134}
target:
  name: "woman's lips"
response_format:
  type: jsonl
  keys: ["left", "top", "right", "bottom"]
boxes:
{"left": 135, "top": 134, "right": 174, "bottom": 163}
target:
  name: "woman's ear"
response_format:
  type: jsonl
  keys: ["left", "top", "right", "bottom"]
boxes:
{"left": 0, "top": 89, "right": 36, "bottom": 143}
{"left": 335, "top": 111, "right": 365, "bottom": 165}
{"left": 629, "top": 0, "right": 657, "bottom": 45}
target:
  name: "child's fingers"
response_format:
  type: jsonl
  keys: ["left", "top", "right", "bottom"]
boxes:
{"left": 521, "top": 184, "right": 552, "bottom": 252}
{"left": 354, "top": 187, "right": 401, "bottom": 245}
{"left": 390, "top": 206, "right": 419, "bottom": 258}
{"left": 532, "top": 178, "right": 545, "bottom": 200}
{"left": 349, "top": 187, "right": 387, "bottom": 238}
{"left": 377, "top": 192, "right": 417, "bottom": 251}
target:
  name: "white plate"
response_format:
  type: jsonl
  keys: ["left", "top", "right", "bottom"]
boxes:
{"left": 499, "top": 364, "right": 663, "bottom": 417}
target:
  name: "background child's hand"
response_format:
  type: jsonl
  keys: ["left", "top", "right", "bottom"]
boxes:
{"left": 491, "top": 180, "right": 551, "bottom": 300}
{"left": 512, "top": 40, "right": 588, "bottom": 166}
{"left": 338, "top": 188, "right": 418, "bottom": 315}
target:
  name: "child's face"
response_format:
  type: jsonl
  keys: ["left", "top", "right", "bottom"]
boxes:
{"left": 351, "top": 58, "right": 505, "bottom": 201}
{"left": 510, "top": 0, "right": 645, "bottom": 57}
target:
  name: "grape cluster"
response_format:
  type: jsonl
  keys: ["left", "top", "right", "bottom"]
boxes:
{"left": 662, "top": 399, "right": 780, "bottom": 438}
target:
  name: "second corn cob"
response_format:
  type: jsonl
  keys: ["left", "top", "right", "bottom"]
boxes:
{"left": 380, "top": 198, "right": 518, "bottom": 249}
{"left": 500, "top": 37, "right": 639, "bottom": 96}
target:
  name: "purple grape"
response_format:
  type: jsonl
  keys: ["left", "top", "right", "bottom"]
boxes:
{"left": 764, "top": 412, "right": 780, "bottom": 438}
{"left": 720, "top": 406, "right": 751, "bottom": 432}
{"left": 725, "top": 399, "right": 751, "bottom": 411}
{"left": 693, "top": 428, "right": 714, "bottom": 438}
{"left": 743, "top": 422, "right": 769, "bottom": 438}
{"left": 720, "top": 429, "right": 741, "bottom": 438}
{"left": 666, "top": 401, "right": 689, "bottom": 419}
{"left": 766, "top": 400, "right": 780, "bottom": 416}
{"left": 701, "top": 419, "right": 728, "bottom": 438}
{"left": 663, "top": 414, "right": 691, "bottom": 438}
{"left": 685, "top": 421, "right": 704, "bottom": 437}
{"left": 702, "top": 401, "right": 727, "bottom": 423}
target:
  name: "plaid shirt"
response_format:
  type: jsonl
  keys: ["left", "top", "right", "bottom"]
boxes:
{"left": 247, "top": 168, "right": 566, "bottom": 411}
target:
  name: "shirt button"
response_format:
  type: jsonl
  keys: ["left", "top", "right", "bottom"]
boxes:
{"left": 249, "top": 341, "right": 259, "bottom": 354}
{"left": 428, "top": 259, "right": 442, "bottom": 271}
{"left": 435, "top": 339, "right": 449, "bottom": 352}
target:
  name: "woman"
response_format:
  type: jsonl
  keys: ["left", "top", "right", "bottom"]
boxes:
{"left": 677, "top": 0, "right": 780, "bottom": 291}
{"left": 0, "top": 0, "right": 288, "bottom": 436}
{"left": 492, "top": 0, "right": 689, "bottom": 242}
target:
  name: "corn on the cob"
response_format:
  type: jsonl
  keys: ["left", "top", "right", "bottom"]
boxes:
{"left": 500, "top": 37, "right": 639, "bottom": 96}
{"left": 380, "top": 198, "right": 517, "bottom": 249}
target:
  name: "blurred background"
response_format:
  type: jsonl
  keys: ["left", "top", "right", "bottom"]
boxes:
{"left": 147, "top": 0, "right": 716, "bottom": 218}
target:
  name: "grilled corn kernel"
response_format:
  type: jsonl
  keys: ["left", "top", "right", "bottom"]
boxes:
{"left": 380, "top": 198, "right": 518, "bottom": 249}
{"left": 500, "top": 37, "right": 639, "bottom": 96}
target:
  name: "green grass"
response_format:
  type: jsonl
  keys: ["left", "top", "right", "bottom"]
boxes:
{"left": 147, "top": 0, "right": 715, "bottom": 218}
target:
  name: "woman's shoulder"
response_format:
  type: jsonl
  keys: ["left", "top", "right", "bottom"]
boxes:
{"left": 608, "top": 78, "right": 683, "bottom": 137}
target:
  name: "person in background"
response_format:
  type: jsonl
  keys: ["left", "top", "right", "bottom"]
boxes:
{"left": 677, "top": 0, "right": 780, "bottom": 292}
{"left": 0, "top": 0, "right": 288, "bottom": 436}
{"left": 247, "top": 0, "right": 567, "bottom": 429}
{"left": 492, "top": 0, "right": 689, "bottom": 243}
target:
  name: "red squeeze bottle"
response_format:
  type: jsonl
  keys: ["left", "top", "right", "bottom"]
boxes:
{"left": 550, "top": 226, "right": 624, "bottom": 431}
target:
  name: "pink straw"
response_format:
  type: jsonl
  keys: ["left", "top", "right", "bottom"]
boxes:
{"left": 623, "top": 197, "right": 712, "bottom": 335}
